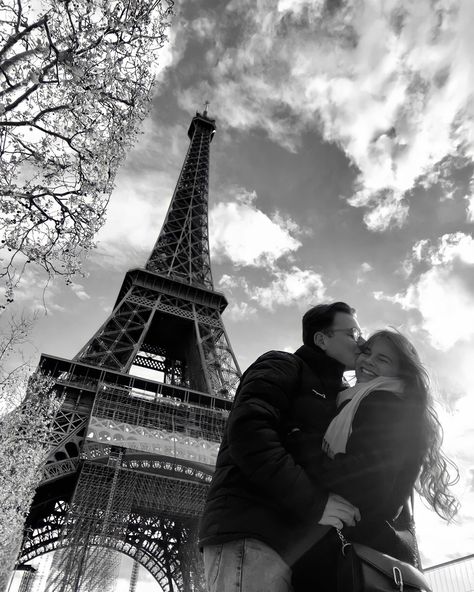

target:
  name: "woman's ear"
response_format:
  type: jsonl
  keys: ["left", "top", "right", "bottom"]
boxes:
{"left": 313, "top": 331, "right": 327, "bottom": 350}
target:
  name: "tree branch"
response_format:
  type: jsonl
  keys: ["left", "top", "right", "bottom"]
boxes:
{"left": 0, "top": 15, "right": 48, "bottom": 62}
{"left": 1, "top": 60, "right": 57, "bottom": 111}
{"left": 1, "top": 46, "right": 46, "bottom": 73}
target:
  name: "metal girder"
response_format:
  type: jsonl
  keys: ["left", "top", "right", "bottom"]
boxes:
{"left": 146, "top": 115, "right": 215, "bottom": 289}
{"left": 42, "top": 407, "right": 88, "bottom": 470}
{"left": 74, "top": 298, "right": 155, "bottom": 371}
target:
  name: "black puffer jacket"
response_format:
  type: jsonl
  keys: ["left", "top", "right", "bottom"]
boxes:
{"left": 198, "top": 345, "right": 346, "bottom": 558}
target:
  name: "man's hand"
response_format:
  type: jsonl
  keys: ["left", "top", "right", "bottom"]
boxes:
{"left": 318, "top": 493, "right": 361, "bottom": 529}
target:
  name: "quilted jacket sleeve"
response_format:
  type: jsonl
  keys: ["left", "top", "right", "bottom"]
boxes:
{"left": 226, "top": 352, "right": 329, "bottom": 522}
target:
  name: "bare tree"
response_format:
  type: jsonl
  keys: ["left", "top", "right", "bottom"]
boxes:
{"left": 0, "top": 0, "right": 174, "bottom": 304}
{"left": 0, "top": 315, "right": 60, "bottom": 590}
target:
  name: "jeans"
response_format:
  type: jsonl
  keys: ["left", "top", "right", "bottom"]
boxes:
{"left": 203, "top": 538, "right": 293, "bottom": 592}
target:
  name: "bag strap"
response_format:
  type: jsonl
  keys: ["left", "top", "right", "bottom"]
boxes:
{"left": 409, "top": 489, "right": 415, "bottom": 520}
{"left": 336, "top": 528, "right": 352, "bottom": 556}
{"left": 409, "top": 489, "right": 423, "bottom": 569}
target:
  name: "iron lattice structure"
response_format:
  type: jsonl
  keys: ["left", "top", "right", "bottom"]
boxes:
{"left": 19, "top": 111, "right": 240, "bottom": 591}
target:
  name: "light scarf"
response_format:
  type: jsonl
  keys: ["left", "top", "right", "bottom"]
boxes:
{"left": 322, "top": 376, "right": 404, "bottom": 459}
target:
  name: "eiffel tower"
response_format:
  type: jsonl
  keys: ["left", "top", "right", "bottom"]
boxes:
{"left": 18, "top": 109, "right": 241, "bottom": 591}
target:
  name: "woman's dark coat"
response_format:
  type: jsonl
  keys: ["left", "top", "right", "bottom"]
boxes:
{"left": 290, "top": 388, "right": 424, "bottom": 589}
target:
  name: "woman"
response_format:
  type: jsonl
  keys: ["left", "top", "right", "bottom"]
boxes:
{"left": 289, "top": 329, "right": 459, "bottom": 590}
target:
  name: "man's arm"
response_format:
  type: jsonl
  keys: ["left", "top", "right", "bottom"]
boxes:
{"left": 226, "top": 352, "right": 330, "bottom": 522}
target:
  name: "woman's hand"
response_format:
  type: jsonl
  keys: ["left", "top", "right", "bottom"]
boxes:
{"left": 318, "top": 493, "right": 361, "bottom": 529}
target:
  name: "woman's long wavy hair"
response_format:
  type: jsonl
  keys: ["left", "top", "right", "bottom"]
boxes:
{"left": 366, "top": 329, "right": 459, "bottom": 521}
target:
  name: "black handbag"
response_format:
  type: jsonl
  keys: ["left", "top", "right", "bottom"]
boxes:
{"left": 336, "top": 530, "right": 432, "bottom": 592}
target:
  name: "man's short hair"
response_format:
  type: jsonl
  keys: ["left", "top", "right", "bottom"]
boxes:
{"left": 302, "top": 302, "right": 355, "bottom": 347}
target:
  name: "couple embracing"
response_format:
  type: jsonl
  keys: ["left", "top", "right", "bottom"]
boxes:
{"left": 199, "top": 302, "right": 458, "bottom": 591}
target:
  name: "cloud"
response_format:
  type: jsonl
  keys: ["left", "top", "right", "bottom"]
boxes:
{"left": 376, "top": 232, "right": 474, "bottom": 350}
{"left": 93, "top": 170, "right": 171, "bottom": 269}
{"left": 209, "top": 188, "right": 302, "bottom": 268}
{"left": 413, "top": 232, "right": 474, "bottom": 266}
{"left": 5, "top": 266, "right": 65, "bottom": 314}
{"left": 179, "top": 0, "right": 474, "bottom": 230}
{"left": 70, "top": 283, "right": 90, "bottom": 301}
{"left": 348, "top": 189, "right": 409, "bottom": 231}
{"left": 223, "top": 301, "right": 258, "bottom": 321}
{"left": 271, "top": 210, "right": 313, "bottom": 238}
{"left": 395, "top": 268, "right": 474, "bottom": 350}
{"left": 218, "top": 273, "right": 249, "bottom": 292}
{"left": 218, "top": 262, "right": 325, "bottom": 314}
{"left": 356, "top": 261, "right": 373, "bottom": 284}
{"left": 190, "top": 15, "right": 217, "bottom": 40}
{"left": 248, "top": 266, "right": 325, "bottom": 311}
{"left": 466, "top": 195, "right": 474, "bottom": 222}
{"left": 150, "top": 12, "right": 189, "bottom": 83}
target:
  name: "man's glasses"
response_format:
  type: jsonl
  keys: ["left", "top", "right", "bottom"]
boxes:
{"left": 330, "top": 327, "right": 363, "bottom": 342}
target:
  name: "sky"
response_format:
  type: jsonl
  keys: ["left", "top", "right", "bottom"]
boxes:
{"left": 4, "top": 0, "right": 474, "bottom": 588}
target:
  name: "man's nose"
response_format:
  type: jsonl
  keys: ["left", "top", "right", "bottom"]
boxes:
{"left": 356, "top": 335, "right": 366, "bottom": 347}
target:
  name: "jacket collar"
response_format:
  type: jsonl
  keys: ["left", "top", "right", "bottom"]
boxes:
{"left": 294, "top": 344, "right": 346, "bottom": 397}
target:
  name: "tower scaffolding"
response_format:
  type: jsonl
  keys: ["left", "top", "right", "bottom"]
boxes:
{"left": 18, "top": 567, "right": 36, "bottom": 592}
{"left": 129, "top": 560, "right": 139, "bottom": 592}
{"left": 45, "top": 453, "right": 132, "bottom": 592}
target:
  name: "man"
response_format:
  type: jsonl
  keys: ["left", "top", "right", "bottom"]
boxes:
{"left": 199, "top": 302, "right": 365, "bottom": 592}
